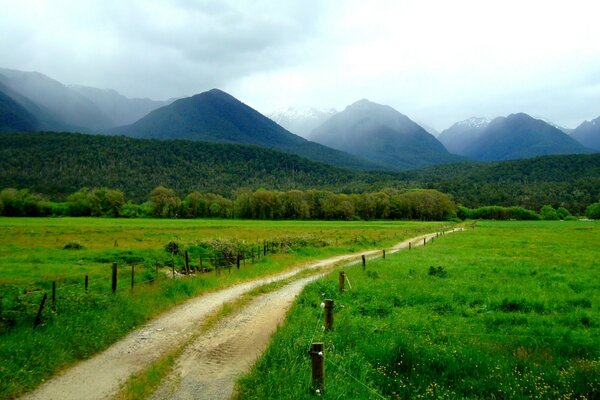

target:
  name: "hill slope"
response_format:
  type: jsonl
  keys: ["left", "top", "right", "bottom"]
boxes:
{"left": 108, "top": 89, "right": 379, "bottom": 171}
{"left": 463, "top": 113, "right": 592, "bottom": 161}
{"left": 438, "top": 117, "right": 490, "bottom": 155}
{"left": 404, "top": 153, "right": 600, "bottom": 213}
{"left": 308, "top": 99, "right": 464, "bottom": 170}
{"left": 571, "top": 116, "right": 600, "bottom": 151}
{"left": 69, "top": 85, "right": 171, "bottom": 126}
{"left": 0, "top": 68, "right": 114, "bottom": 131}
{"left": 0, "top": 132, "right": 396, "bottom": 201}
{"left": 0, "top": 89, "right": 38, "bottom": 132}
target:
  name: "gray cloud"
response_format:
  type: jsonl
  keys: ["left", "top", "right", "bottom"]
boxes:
{"left": 1, "top": 0, "right": 599, "bottom": 129}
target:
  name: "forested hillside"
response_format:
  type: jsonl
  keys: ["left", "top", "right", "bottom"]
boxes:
{"left": 405, "top": 154, "right": 600, "bottom": 213}
{"left": 0, "top": 132, "right": 399, "bottom": 201}
{"left": 1, "top": 132, "right": 598, "bottom": 213}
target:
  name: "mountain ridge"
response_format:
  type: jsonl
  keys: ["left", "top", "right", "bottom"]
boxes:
{"left": 108, "top": 89, "right": 382, "bottom": 171}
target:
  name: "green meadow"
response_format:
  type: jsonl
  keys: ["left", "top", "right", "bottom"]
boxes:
{"left": 237, "top": 221, "right": 599, "bottom": 399}
{"left": 0, "top": 217, "right": 449, "bottom": 398}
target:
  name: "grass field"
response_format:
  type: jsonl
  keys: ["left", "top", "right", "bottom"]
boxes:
{"left": 236, "top": 221, "right": 599, "bottom": 399}
{"left": 0, "top": 217, "right": 450, "bottom": 398}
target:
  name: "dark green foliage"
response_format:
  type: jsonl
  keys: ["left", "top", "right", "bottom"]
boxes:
{"left": 458, "top": 205, "right": 541, "bottom": 220}
{"left": 540, "top": 205, "right": 560, "bottom": 220}
{"left": 0, "top": 132, "right": 399, "bottom": 201}
{"left": 164, "top": 241, "right": 180, "bottom": 255}
{"left": 406, "top": 153, "right": 600, "bottom": 214}
{"left": 586, "top": 202, "right": 600, "bottom": 219}
{"left": 63, "top": 241, "right": 83, "bottom": 250}
{"left": 428, "top": 265, "right": 447, "bottom": 277}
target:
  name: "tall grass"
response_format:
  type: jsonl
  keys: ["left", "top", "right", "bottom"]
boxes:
{"left": 236, "top": 221, "right": 599, "bottom": 399}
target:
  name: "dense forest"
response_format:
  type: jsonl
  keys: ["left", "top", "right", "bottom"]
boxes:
{"left": 0, "top": 132, "right": 402, "bottom": 200}
{"left": 1, "top": 132, "right": 598, "bottom": 213}
{"left": 403, "top": 154, "right": 600, "bottom": 214}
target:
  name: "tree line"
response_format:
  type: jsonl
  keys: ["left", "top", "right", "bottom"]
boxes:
{"left": 0, "top": 186, "right": 456, "bottom": 221}
{"left": 2, "top": 185, "right": 599, "bottom": 221}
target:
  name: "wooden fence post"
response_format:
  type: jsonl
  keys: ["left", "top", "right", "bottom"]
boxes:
{"left": 184, "top": 251, "right": 190, "bottom": 274}
{"left": 112, "top": 262, "right": 118, "bottom": 293}
{"left": 409, "top": 242, "right": 412, "bottom": 250}
{"left": 383, "top": 249, "right": 386, "bottom": 259}
{"left": 423, "top": 237, "right": 426, "bottom": 246}
{"left": 33, "top": 293, "right": 47, "bottom": 329}
{"left": 236, "top": 253, "right": 240, "bottom": 269}
{"left": 310, "top": 343, "right": 324, "bottom": 392}
{"left": 324, "top": 299, "right": 334, "bottom": 331}
{"left": 51, "top": 281, "right": 56, "bottom": 311}
{"left": 339, "top": 272, "right": 345, "bottom": 292}
{"left": 362, "top": 254, "right": 366, "bottom": 270}
{"left": 171, "top": 253, "right": 175, "bottom": 277}
{"left": 85, "top": 274, "right": 88, "bottom": 292}
{"left": 263, "top": 241, "right": 267, "bottom": 256}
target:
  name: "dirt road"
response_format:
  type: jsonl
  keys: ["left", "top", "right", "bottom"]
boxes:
{"left": 21, "top": 228, "right": 461, "bottom": 400}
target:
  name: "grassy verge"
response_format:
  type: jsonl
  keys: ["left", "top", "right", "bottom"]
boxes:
{"left": 0, "top": 218, "right": 450, "bottom": 398}
{"left": 236, "top": 221, "right": 599, "bottom": 399}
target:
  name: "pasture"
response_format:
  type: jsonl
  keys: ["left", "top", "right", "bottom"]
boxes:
{"left": 237, "top": 221, "right": 599, "bottom": 399}
{"left": 0, "top": 217, "right": 449, "bottom": 398}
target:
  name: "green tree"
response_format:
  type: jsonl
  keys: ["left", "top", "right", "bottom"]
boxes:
{"left": 586, "top": 202, "right": 600, "bottom": 219}
{"left": 556, "top": 206, "right": 571, "bottom": 220}
{"left": 149, "top": 186, "right": 181, "bottom": 218}
{"left": 540, "top": 205, "right": 559, "bottom": 220}
{"left": 104, "top": 189, "right": 125, "bottom": 217}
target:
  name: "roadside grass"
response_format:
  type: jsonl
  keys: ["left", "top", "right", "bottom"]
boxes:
{"left": 0, "top": 217, "right": 449, "bottom": 398}
{"left": 236, "top": 221, "right": 600, "bottom": 399}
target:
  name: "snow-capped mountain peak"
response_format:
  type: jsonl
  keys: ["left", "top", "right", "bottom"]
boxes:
{"left": 455, "top": 117, "right": 491, "bottom": 129}
{"left": 268, "top": 107, "right": 337, "bottom": 138}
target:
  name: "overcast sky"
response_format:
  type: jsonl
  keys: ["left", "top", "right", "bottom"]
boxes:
{"left": 1, "top": 0, "right": 600, "bottom": 130}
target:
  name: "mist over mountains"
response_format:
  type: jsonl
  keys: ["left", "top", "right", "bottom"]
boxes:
{"left": 308, "top": 99, "right": 464, "bottom": 170}
{"left": 268, "top": 107, "right": 337, "bottom": 138}
{"left": 0, "top": 67, "right": 598, "bottom": 173}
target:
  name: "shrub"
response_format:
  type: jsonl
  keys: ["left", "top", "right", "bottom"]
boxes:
{"left": 540, "top": 205, "right": 559, "bottom": 220}
{"left": 63, "top": 241, "right": 83, "bottom": 250}
{"left": 586, "top": 202, "right": 600, "bottom": 219}
{"left": 556, "top": 206, "right": 571, "bottom": 220}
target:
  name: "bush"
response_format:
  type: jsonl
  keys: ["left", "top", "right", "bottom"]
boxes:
{"left": 586, "top": 202, "right": 600, "bottom": 219}
{"left": 556, "top": 207, "right": 571, "bottom": 220}
{"left": 540, "top": 205, "right": 559, "bottom": 220}
{"left": 507, "top": 207, "right": 540, "bottom": 220}
{"left": 63, "top": 241, "right": 83, "bottom": 250}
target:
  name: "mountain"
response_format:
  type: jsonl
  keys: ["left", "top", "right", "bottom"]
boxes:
{"left": 462, "top": 113, "right": 593, "bottom": 161}
{"left": 438, "top": 117, "right": 491, "bottom": 155}
{"left": 68, "top": 85, "right": 171, "bottom": 126}
{"left": 0, "top": 68, "right": 114, "bottom": 131}
{"left": 0, "top": 131, "right": 398, "bottom": 201}
{"left": 307, "top": 99, "right": 464, "bottom": 170}
{"left": 268, "top": 107, "right": 337, "bottom": 138}
{"left": 0, "top": 88, "right": 38, "bottom": 132}
{"left": 418, "top": 122, "right": 441, "bottom": 137}
{"left": 108, "top": 89, "right": 380, "bottom": 171}
{"left": 571, "top": 116, "right": 600, "bottom": 151}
